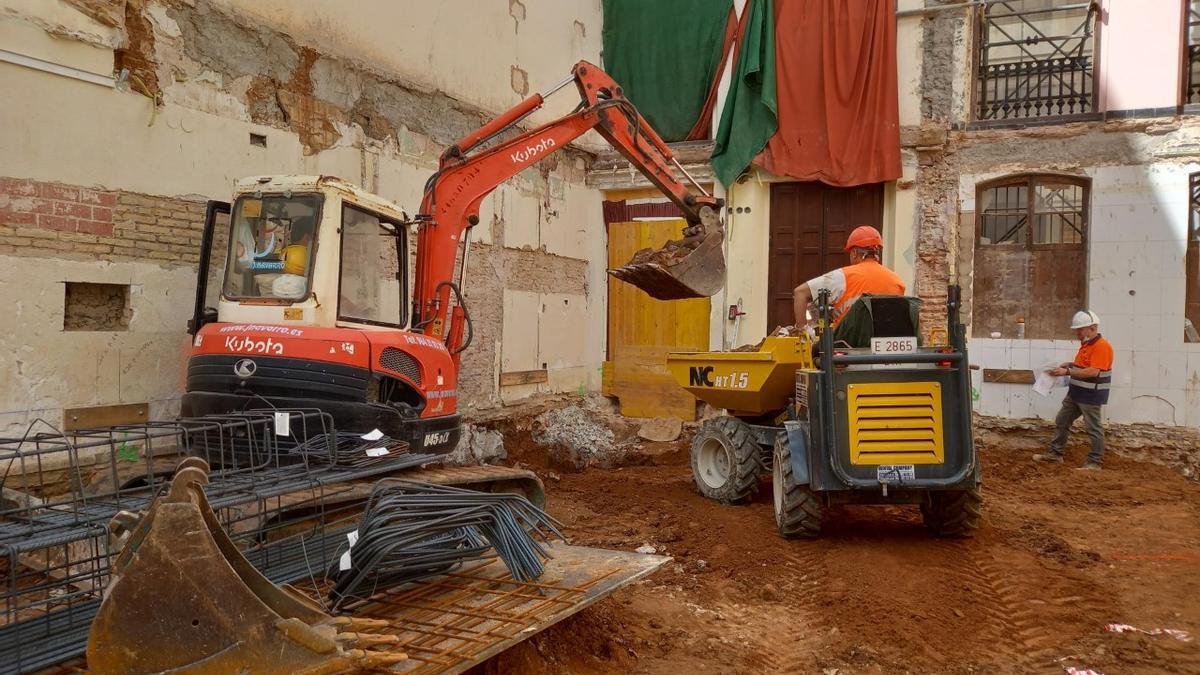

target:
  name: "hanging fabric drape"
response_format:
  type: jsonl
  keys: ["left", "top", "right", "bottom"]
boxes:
{"left": 755, "top": 0, "right": 901, "bottom": 186}
{"left": 601, "top": 0, "right": 735, "bottom": 142}
{"left": 710, "top": 0, "right": 777, "bottom": 186}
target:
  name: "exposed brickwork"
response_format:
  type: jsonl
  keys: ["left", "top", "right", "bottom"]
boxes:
{"left": 913, "top": 141, "right": 956, "bottom": 330}
{"left": 0, "top": 177, "right": 205, "bottom": 266}
{"left": 0, "top": 177, "right": 115, "bottom": 236}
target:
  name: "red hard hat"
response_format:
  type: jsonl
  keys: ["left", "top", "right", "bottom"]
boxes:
{"left": 844, "top": 225, "right": 883, "bottom": 252}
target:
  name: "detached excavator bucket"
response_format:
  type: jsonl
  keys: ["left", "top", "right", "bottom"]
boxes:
{"left": 87, "top": 458, "right": 404, "bottom": 675}
{"left": 609, "top": 205, "right": 726, "bottom": 300}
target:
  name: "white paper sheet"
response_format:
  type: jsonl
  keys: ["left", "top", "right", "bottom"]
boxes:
{"left": 273, "top": 411, "right": 290, "bottom": 436}
{"left": 360, "top": 428, "right": 384, "bottom": 441}
{"left": 338, "top": 530, "right": 360, "bottom": 571}
{"left": 1033, "top": 363, "right": 1060, "bottom": 397}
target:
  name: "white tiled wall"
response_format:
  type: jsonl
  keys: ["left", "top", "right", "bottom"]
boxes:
{"left": 964, "top": 163, "right": 1200, "bottom": 427}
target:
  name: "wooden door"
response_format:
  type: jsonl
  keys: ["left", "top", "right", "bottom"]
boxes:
{"left": 767, "top": 182, "right": 884, "bottom": 329}
{"left": 603, "top": 192, "right": 710, "bottom": 420}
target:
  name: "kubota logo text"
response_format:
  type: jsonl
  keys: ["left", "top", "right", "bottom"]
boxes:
{"left": 224, "top": 336, "right": 284, "bottom": 355}
{"left": 510, "top": 137, "right": 556, "bottom": 164}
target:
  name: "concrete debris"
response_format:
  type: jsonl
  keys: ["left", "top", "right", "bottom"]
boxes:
{"left": 531, "top": 404, "right": 615, "bottom": 470}
{"left": 637, "top": 417, "right": 682, "bottom": 443}
{"left": 446, "top": 424, "right": 506, "bottom": 466}
{"left": 635, "top": 544, "right": 656, "bottom": 554}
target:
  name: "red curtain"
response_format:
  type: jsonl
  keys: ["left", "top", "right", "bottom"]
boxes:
{"left": 755, "top": 0, "right": 901, "bottom": 187}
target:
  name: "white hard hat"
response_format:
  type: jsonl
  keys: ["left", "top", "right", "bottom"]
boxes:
{"left": 1070, "top": 310, "right": 1099, "bottom": 330}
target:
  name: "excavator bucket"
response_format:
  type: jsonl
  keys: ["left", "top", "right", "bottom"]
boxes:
{"left": 609, "top": 205, "right": 726, "bottom": 300}
{"left": 87, "top": 458, "right": 405, "bottom": 675}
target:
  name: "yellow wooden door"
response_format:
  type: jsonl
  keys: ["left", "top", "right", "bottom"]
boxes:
{"left": 604, "top": 201, "right": 711, "bottom": 420}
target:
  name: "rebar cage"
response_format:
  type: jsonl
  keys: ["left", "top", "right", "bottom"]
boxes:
{"left": 0, "top": 410, "right": 436, "bottom": 674}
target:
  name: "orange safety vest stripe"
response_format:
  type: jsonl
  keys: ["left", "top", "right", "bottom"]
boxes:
{"left": 831, "top": 260, "right": 906, "bottom": 326}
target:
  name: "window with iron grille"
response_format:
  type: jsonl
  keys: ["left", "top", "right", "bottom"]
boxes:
{"left": 974, "top": 1, "right": 1098, "bottom": 121}
{"left": 1186, "top": 1, "right": 1200, "bottom": 104}
{"left": 978, "top": 176, "right": 1087, "bottom": 245}
{"left": 973, "top": 174, "right": 1089, "bottom": 339}
{"left": 1186, "top": 173, "right": 1200, "bottom": 338}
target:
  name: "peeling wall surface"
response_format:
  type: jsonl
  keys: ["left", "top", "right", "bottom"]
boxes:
{"left": 0, "top": 0, "right": 605, "bottom": 432}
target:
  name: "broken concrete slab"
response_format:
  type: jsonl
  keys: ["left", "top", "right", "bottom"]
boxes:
{"left": 447, "top": 424, "right": 506, "bottom": 466}
{"left": 531, "top": 403, "right": 615, "bottom": 470}
{"left": 637, "top": 417, "right": 683, "bottom": 443}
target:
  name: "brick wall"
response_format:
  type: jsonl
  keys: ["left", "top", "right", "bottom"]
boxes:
{"left": 0, "top": 177, "right": 206, "bottom": 266}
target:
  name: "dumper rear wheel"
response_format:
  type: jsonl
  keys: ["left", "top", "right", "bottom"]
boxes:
{"left": 690, "top": 416, "right": 760, "bottom": 504}
{"left": 772, "top": 435, "right": 822, "bottom": 538}
{"left": 921, "top": 488, "right": 982, "bottom": 538}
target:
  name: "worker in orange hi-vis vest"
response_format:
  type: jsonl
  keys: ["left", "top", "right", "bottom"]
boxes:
{"left": 792, "top": 225, "right": 906, "bottom": 330}
{"left": 1033, "top": 310, "right": 1114, "bottom": 471}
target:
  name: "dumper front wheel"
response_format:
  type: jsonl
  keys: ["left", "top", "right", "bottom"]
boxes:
{"left": 772, "top": 435, "right": 822, "bottom": 538}
{"left": 920, "top": 489, "right": 982, "bottom": 538}
{"left": 690, "top": 416, "right": 760, "bottom": 504}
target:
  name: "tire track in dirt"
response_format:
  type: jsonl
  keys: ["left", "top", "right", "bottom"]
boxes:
{"left": 933, "top": 537, "right": 1120, "bottom": 672}
{"left": 940, "top": 540, "right": 1054, "bottom": 670}
{"left": 747, "top": 542, "right": 831, "bottom": 674}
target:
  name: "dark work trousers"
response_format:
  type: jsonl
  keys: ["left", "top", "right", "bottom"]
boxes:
{"left": 1049, "top": 396, "right": 1105, "bottom": 464}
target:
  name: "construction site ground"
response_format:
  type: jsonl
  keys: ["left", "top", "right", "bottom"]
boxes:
{"left": 473, "top": 409, "right": 1200, "bottom": 675}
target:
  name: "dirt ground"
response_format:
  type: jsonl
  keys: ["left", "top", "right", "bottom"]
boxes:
{"left": 482, "top": 430, "right": 1200, "bottom": 675}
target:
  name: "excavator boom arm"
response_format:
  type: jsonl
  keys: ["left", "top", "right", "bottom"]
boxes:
{"left": 415, "top": 60, "right": 725, "bottom": 356}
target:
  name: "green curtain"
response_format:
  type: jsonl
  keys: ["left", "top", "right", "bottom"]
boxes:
{"left": 710, "top": 0, "right": 777, "bottom": 186}
{"left": 601, "top": 0, "right": 733, "bottom": 142}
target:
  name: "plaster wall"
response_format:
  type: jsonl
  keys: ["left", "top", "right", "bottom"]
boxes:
{"left": 0, "top": 256, "right": 195, "bottom": 431}
{"left": 1097, "top": 0, "right": 1184, "bottom": 112}
{"left": 714, "top": 175, "right": 772, "bottom": 349}
{"left": 211, "top": 0, "right": 603, "bottom": 130}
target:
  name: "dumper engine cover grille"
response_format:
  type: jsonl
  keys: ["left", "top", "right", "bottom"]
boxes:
{"left": 846, "top": 381, "right": 944, "bottom": 465}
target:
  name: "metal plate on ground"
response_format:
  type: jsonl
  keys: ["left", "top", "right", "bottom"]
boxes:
{"left": 342, "top": 543, "right": 670, "bottom": 674}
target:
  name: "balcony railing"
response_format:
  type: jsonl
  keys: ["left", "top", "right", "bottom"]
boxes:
{"left": 975, "top": 1, "right": 1097, "bottom": 122}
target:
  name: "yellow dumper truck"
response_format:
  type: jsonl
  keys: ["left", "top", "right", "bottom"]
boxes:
{"left": 667, "top": 286, "right": 980, "bottom": 538}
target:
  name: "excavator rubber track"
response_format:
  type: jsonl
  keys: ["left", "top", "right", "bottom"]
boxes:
{"left": 400, "top": 463, "right": 546, "bottom": 507}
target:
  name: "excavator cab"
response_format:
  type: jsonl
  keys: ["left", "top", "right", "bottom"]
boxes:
{"left": 184, "top": 176, "right": 466, "bottom": 455}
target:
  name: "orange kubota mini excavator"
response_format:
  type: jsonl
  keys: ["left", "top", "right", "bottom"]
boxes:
{"left": 182, "top": 60, "right": 725, "bottom": 456}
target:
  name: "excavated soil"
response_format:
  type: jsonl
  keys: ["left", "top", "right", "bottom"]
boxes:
{"left": 480, "top": 434, "right": 1200, "bottom": 674}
